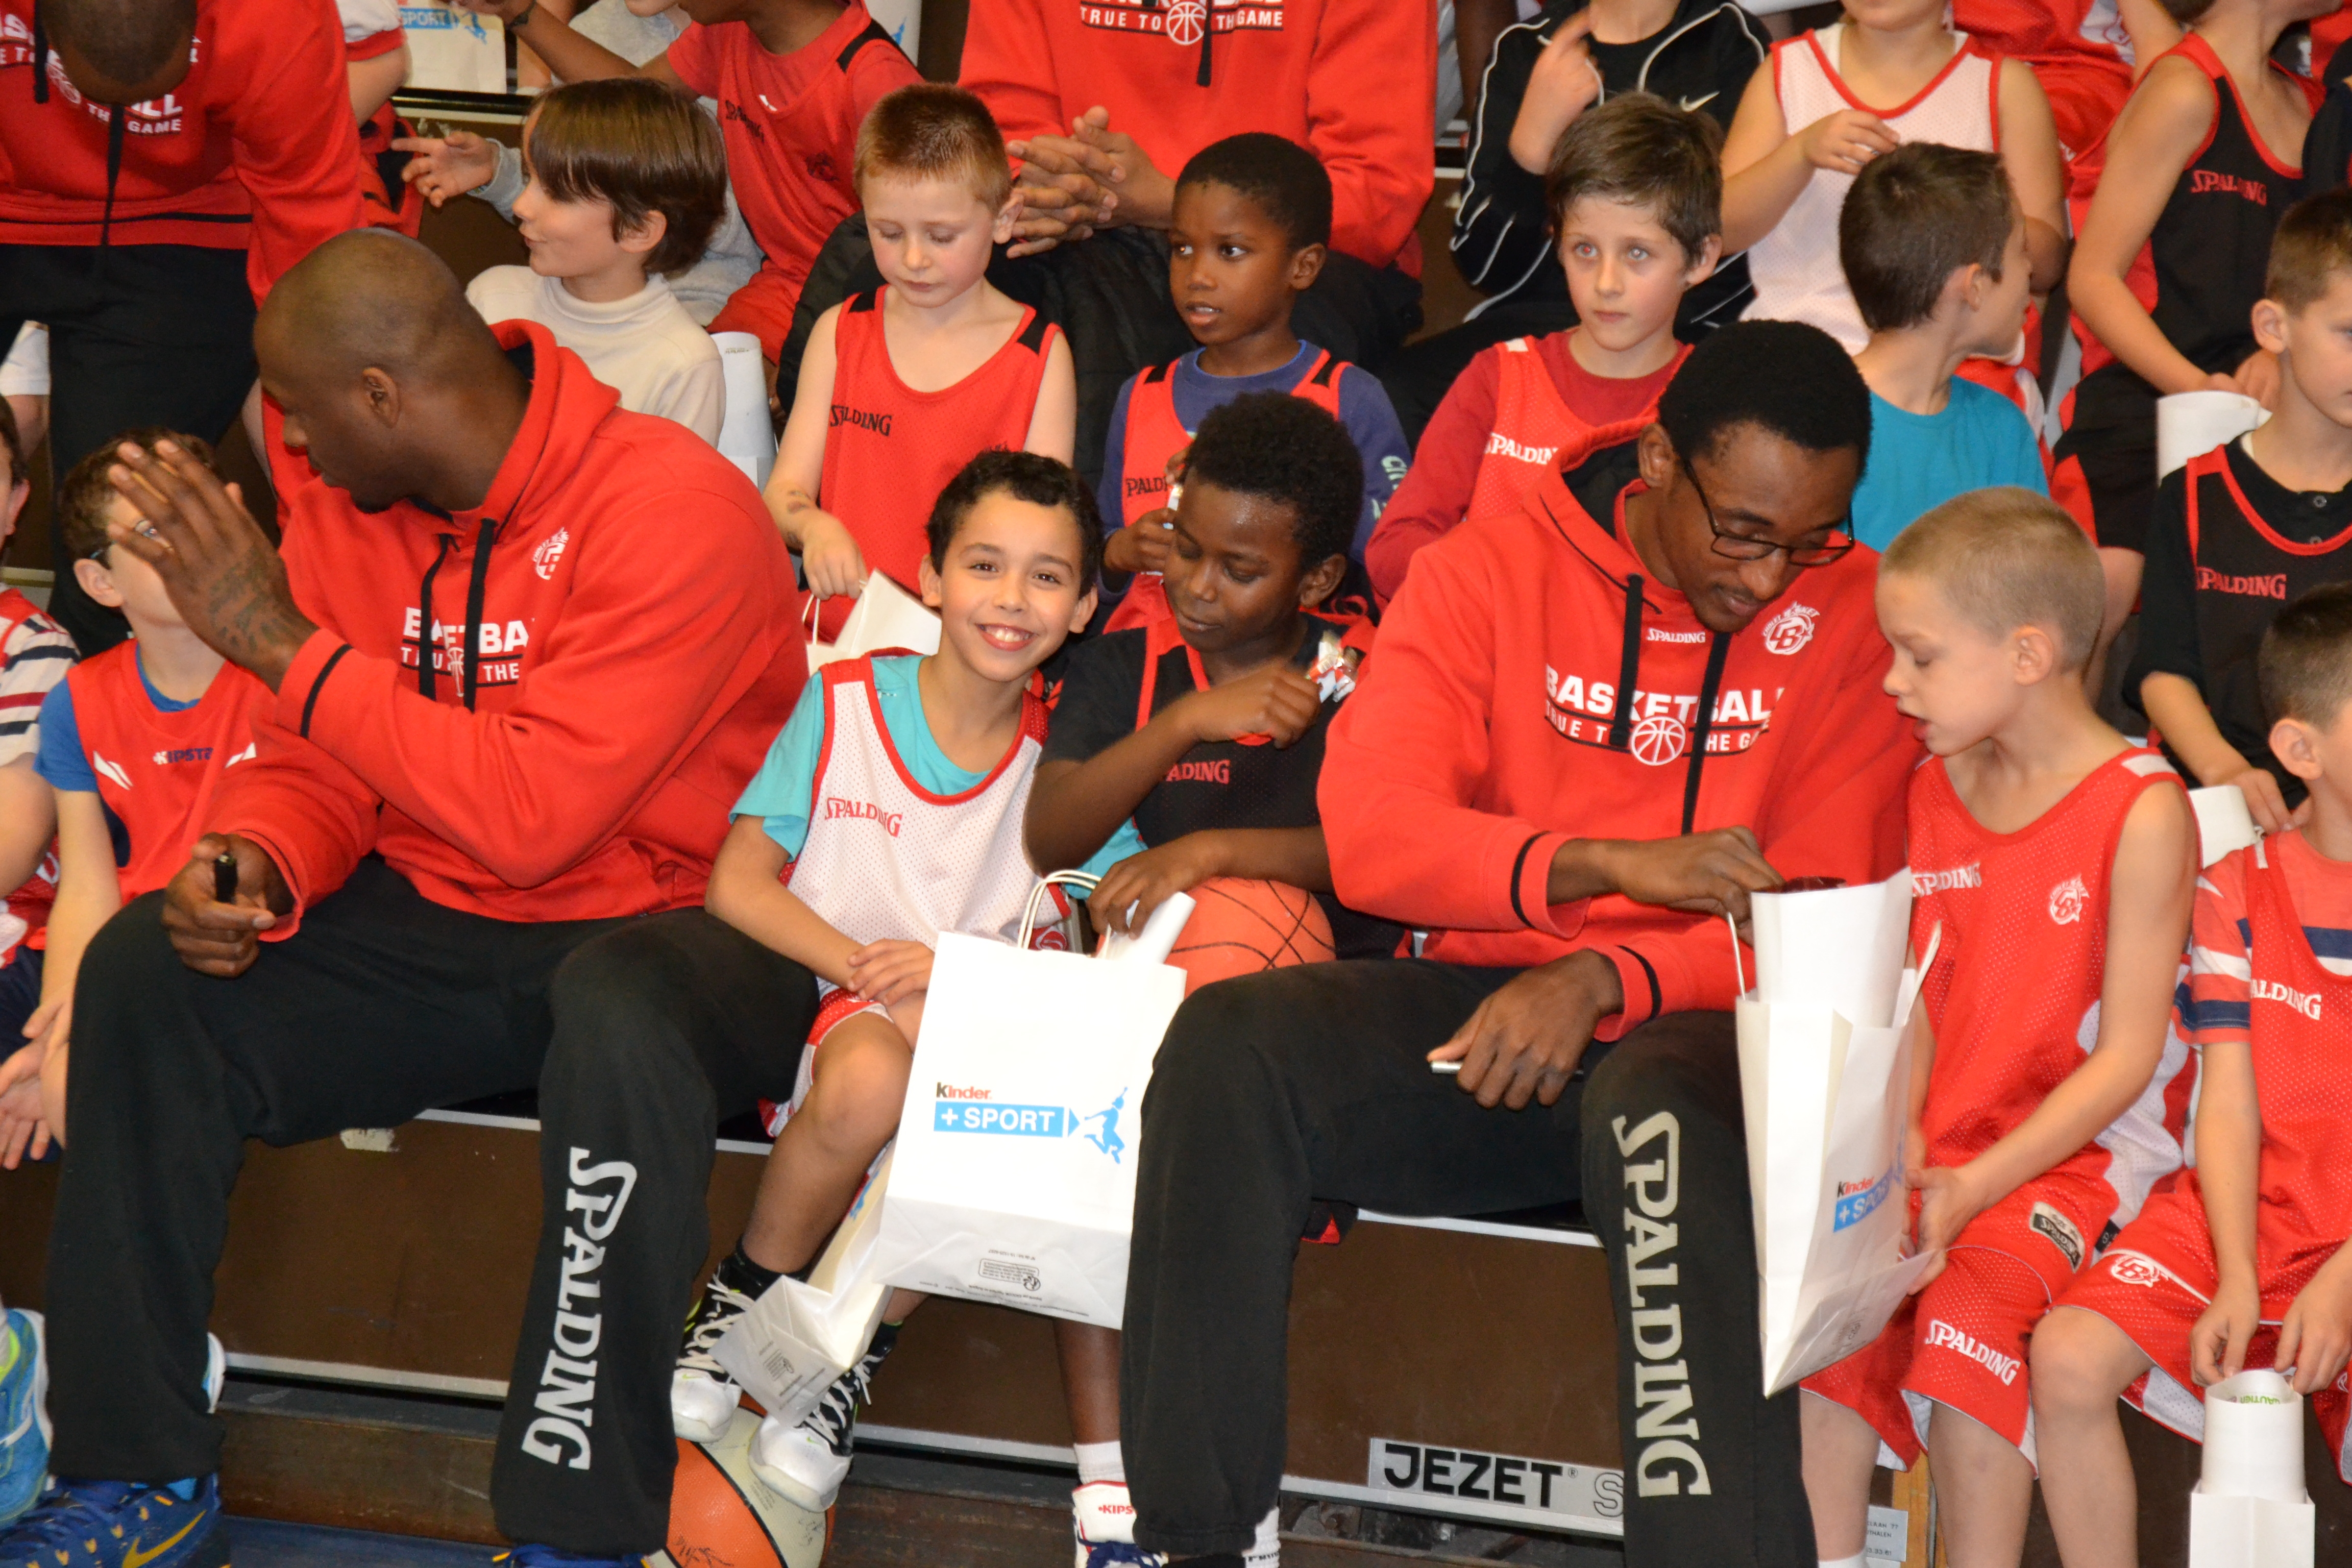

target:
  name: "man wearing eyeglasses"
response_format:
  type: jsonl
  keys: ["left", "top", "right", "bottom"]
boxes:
{"left": 1117, "top": 322, "right": 1921, "bottom": 1568}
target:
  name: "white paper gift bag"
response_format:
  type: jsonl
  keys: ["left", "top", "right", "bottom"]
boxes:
{"left": 2158, "top": 390, "right": 2269, "bottom": 481}
{"left": 399, "top": 2, "right": 505, "bottom": 93}
{"left": 869, "top": 886, "right": 1188, "bottom": 1328}
{"left": 2189, "top": 1369, "right": 2315, "bottom": 1568}
{"left": 802, "top": 572, "right": 941, "bottom": 671}
{"left": 712, "top": 332, "right": 777, "bottom": 488}
{"left": 711, "top": 1147, "right": 895, "bottom": 1426}
{"left": 1736, "top": 871, "right": 1938, "bottom": 1394}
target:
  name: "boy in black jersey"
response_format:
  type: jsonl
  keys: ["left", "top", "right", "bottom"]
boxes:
{"left": 2130, "top": 187, "right": 2352, "bottom": 831}
{"left": 2056, "top": 0, "right": 2331, "bottom": 657}
{"left": 1023, "top": 390, "right": 1398, "bottom": 1566}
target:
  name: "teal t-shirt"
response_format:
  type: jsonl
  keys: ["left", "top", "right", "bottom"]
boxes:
{"left": 1850, "top": 380, "right": 2048, "bottom": 553}
{"left": 733, "top": 655, "right": 1140, "bottom": 873}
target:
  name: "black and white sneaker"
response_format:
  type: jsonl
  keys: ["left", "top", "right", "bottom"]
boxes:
{"left": 670, "top": 1259, "right": 764, "bottom": 1442}
{"left": 747, "top": 1322, "right": 899, "bottom": 1511}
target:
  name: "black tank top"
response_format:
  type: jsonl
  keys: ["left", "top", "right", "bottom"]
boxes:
{"left": 2148, "top": 35, "right": 2320, "bottom": 376}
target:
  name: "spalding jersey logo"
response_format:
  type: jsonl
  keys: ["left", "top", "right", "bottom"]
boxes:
{"left": 2048, "top": 875, "right": 2090, "bottom": 925}
{"left": 2029, "top": 1201, "right": 2084, "bottom": 1271}
{"left": 2250, "top": 976, "right": 2323, "bottom": 1020}
{"left": 533, "top": 527, "right": 570, "bottom": 581}
{"left": 1759, "top": 603, "right": 1818, "bottom": 655}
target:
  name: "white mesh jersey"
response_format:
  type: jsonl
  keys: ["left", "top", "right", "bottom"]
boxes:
{"left": 788, "top": 656, "right": 1055, "bottom": 1002}
{"left": 1744, "top": 26, "right": 2003, "bottom": 352}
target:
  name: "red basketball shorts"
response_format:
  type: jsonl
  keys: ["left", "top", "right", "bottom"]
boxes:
{"left": 2054, "top": 1189, "right": 2352, "bottom": 1480}
{"left": 1804, "top": 1179, "right": 2110, "bottom": 1468}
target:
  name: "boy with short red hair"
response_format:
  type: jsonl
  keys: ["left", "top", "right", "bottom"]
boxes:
{"left": 1802, "top": 489, "right": 2197, "bottom": 1568}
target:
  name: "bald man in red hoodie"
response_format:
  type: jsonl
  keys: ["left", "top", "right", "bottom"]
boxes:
{"left": 13, "top": 232, "right": 811, "bottom": 1568}
{"left": 0, "top": 0, "right": 363, "bottom": 656}
{"left": 1119, "top": 323, "right": 1919, "bottom": 1568}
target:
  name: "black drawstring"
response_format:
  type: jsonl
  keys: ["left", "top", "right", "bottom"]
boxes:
{"left": 1605, "top": 574, "right": 1644, "bottom": 750}
{"left": 1680, "top": 632, "right": 1732, "bottom": 835}
{"left": 1197, "top": 8, "right": 1214, "bottom": 85}
{"left": 416, "top": 535, "right": 454, "bottom": 701}
{"left": 96, "top": 104, "right": 124, "bottom": 270}
{"left": 30, "top": 2, "right": 48, "bottom": 103}
{"left": 460, "top": 519, "right": 497, "bottom": 711}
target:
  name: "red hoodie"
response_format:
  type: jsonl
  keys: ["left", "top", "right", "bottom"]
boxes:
{"left": 958, "top": 0, "right": 1435, "bottom": 275}
{"left": 0, "top": 0, "right": 363, "bottom": 302}
{"left": 216, "top": 321, "right": 805, "bottom": 927}
{"left": 1321, "top": 418, "right": 1917, "bottom": 1039}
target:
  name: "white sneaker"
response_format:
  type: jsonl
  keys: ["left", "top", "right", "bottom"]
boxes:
{"left": 747, "top": 1326, "right": 896, "bottom": 1511}
{"left": 670, "top": 1272, "right": 759, "bottom": 1441}
{"left": 1071, "top": 1480, "right": 1164, "bottom": 1567}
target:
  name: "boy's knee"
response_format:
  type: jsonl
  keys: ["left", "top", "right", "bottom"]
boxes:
{"left": 2027, "top": 1307, "right": 2128, "bottom": 1413}
{"left": 80, "top": 890, "right": 177, "bottom": 994}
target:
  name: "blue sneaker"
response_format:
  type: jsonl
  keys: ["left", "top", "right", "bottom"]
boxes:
{"left": 0, "top": 1477, "right": 227, "bottom": 1568}
{"left": 494, "top": 1547, "right": 649, "bottom": 1567}
{"left": 0, "top": 1311, "right": 48, "bottom": 1524}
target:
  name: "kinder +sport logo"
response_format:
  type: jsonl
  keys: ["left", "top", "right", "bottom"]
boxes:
{"left": 934, "top": 1087, "right": 1133, "bottom": 1163}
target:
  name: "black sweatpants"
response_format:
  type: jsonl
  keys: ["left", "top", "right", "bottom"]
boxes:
{"left": 0, "top": 243, "right": 260, "bottom": 657}
{"left": 1120, "top": 960, "right": 1812, "bottom": 1567}
{"left": 779, "top": 217, "right": 1425, "bottom": 494}
{"left": 44, "top": 860, "right": 817, "bottom": 1554}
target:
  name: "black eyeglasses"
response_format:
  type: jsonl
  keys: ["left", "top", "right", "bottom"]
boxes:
{"left": 1681, "top": 457, "right": 1856, "bottom": 567}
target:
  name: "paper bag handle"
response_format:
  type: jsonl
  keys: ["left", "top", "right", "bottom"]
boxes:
{"left": 1019, "top": 872, "right": 1101, "bottom": 949}
{"left": 1726, "top": 912, "right": 1745, "bottom": 997}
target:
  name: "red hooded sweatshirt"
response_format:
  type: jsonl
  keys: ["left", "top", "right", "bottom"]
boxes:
{"left": 1320, "top": 418, "right": 1918, "bottom": 1039}
{"left": 216, "top": 322, "right": 805, "bottom": 928}
{"left": 0, "top": 0, "right": 363, "bottom": 302}
{"left": 958, "top": 0, "right": 1435, "bottom": 275}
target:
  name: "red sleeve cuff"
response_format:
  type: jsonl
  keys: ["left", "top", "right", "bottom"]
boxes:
{"left": 1512, "top": 831, "right": 1592, "bottom": 940}
{"left": 346, "top": 26, "right": 405, "bottom": 60}
{"left": 273, "top": 630, "right": 356, "bottom": 739}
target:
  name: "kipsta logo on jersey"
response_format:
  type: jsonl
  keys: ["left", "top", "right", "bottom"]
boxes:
{"left": 2047, "top": 875, "right": 2090, "bottom": 925}
{"left": 533, "top": 528, "right": 570, "bottom": 581}
{"left": 1759, "top": 603, "right": 1818, "bottom": 656}
{"left": 1629, "top": 714, "right": 1687, "bottom": 766}
{"left": 91, "top": 753, "right": 133, "bottom": 791}
{"left": 151, "top": 746, "right": 213, "bottom": 767}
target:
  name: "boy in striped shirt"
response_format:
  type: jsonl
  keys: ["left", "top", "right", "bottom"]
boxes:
{"left": 0, "top": 400, "right": 74, "bottom": 1159}
{"left": 2032, "top": 581, "right": 2352, "bottom": 1568}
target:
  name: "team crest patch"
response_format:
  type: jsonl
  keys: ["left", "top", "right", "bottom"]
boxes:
{"left": 2030, "top": 1202, "right": 2085, "bottom": 1271}
{"left": 1759, "top": 603, "right": 1818, "bottom": 655}
{"left": 2048, "top": 875, "right": 2089, "bottom": 925}
{"left": 2106, "top": 1253, "right": 2169, "bottom": 1288}
{"left": 533, "top": 527, "right": 571, "bottom": 581}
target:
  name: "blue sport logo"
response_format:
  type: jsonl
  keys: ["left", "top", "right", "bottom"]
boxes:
{"left": 1832, "top": 1163, "right": 1898, "bottom": 1231}
{"left": 934, "top": 1089, "right": 1131, "bottom": 1163}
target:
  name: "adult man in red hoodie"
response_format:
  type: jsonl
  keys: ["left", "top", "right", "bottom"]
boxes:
{"left": 774, "top": 0, "right": 1439, "bottom": 494}
{"left": 1121, "top": 323, "right": 1918, "bottom": 1568}
{"left": 10, "top": 232, "right": 810, "bottom": 1568}
{"left": 0, "top": 0, "right": 363, "bottom": 655}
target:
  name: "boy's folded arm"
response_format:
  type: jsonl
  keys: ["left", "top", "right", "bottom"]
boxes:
{"left": 1365, "top": 363, "right": 1497, "bottom": 603}
{"left": 0, "top": 761, "right": 54, "bottom": 898}
{"left": 1450, "top": 28, "right": 1550, "bottom": 288}
{"left": 1954, "top": 782, "right": 2197, "bottom": 1210}
{"left": 1184, "top": 826, "right": 1331, "bottom": 895}
{"left": 2192, "top": 1039, "right": 2265, "bottom": 1290}
{"left": 2139, "top": 673, "right": 2246, "bottom": 786}
{"left": 706, "top": 815, "right": 861, "bottom": 986}
{"left": 1717, "top": 58, "right": 1813, "bottom": 254}
{"left": 226, "top": 4, "right": 366, "bottom": 300}
{"left": 2068, "top": 59, "right": 2227, "bottom": 394}
{"left": 1303, "top": 0, "right": 1437, "bottom": 267}
{"left": 1024, "top": 712, "right": 1203, "bottom": 872}
{"left": 1993, "top": 63, "right": 2071, "bottom": 291}
{"left": 36, "top": 791, "right": 125, "bottom": 1019}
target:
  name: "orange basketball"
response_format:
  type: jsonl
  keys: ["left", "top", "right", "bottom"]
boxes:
{"left": 1165, "top": 876, "right": 1336, "bottom": 995}
{"left": 657, "top": 1411, "right": 826, "bottom": 1568}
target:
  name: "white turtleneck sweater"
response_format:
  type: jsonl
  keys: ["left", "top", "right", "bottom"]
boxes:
{"left": 465, "top": 266, "right": 725, "bottom": 445}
